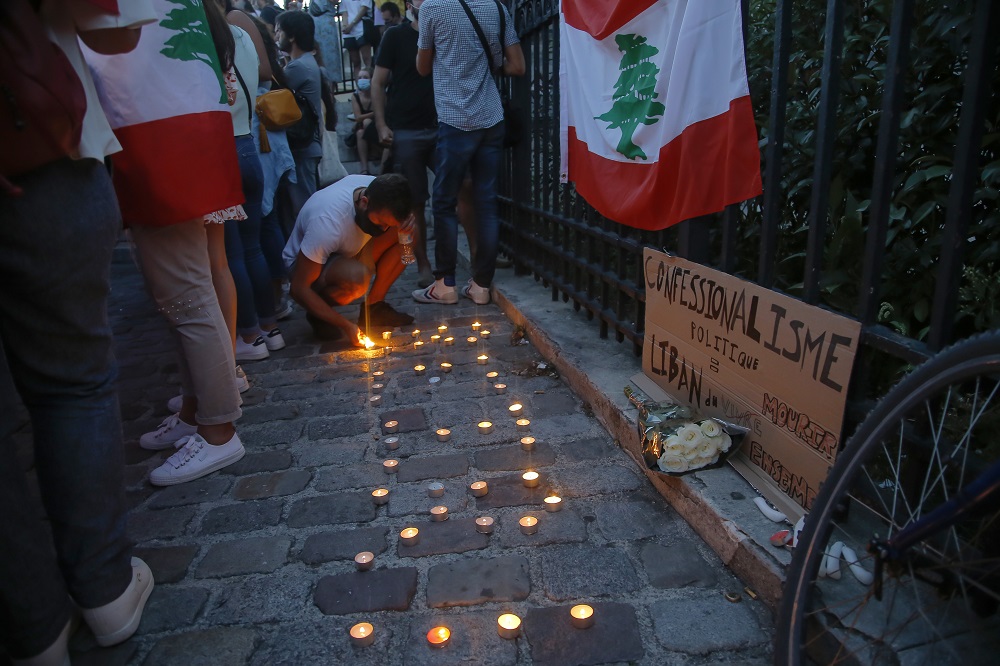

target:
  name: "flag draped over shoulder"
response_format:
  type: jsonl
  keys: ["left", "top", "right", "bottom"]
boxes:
{"left": 85, "top": 0, "right": 242, "bottom": 226}
{"left": 559, "top": 0, "right": 762, "bottom": 230}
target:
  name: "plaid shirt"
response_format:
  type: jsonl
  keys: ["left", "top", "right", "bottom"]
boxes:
{"left": 417, "top": 0, "right": 519, "bottom": 131}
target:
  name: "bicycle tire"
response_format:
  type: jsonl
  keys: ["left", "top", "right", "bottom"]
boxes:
{"left": 776, "top": 330, "right": 1000, "bottom": 665}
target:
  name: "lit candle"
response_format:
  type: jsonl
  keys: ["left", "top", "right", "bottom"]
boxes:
{"left": 414, "top": 340, "right": 425, "bottom": 350}
{"left": 477, "top": 354, "right": 489, "bottom": 365}
{"left": 384, "top": 436, "right": 399, "bottom": 450}
{"left": 570, "top": 604, "right": 595, "bottom": 629}
{"left": 430, "top": 334, "right": 441, "bottom": 344}
{"left": 471, "top": 321, "right": 482, "bottom": 332}
{"left": 518, "top": 515, "right": 539, "bottom": 535}
{"left": 497, "top": 613, "right": 521, "bottom": 639}
{"left": 372, "top": 370, "right": 385, "bottom": 380}
{"left": 400, "top": 527, "right": 419, "bottom": 546}
{"left": 360, "top": 334, "right": 375, "bottom": 349}
{"left": 427, "top": 482, "right": 445, "bottom": 498}
{"left": 440, "top": 362, "right": 453, "bottom": 373}
{"left": 372, "top": 488, "right": 389, "bottom": 505}
{"left": 411, "top": 329, "right": 421, "bottom": 338}
{"left": 427, "top": 626, "right": 450, "bottom": 649}
{"left": 467, "top": 336, "right": 478, "bottom": 345}
{"left": 430, "top": 505, "right": 449, "bottom": 522}
{"left": 369, "top": 395, "right": 382, "bottom": 407}
{"left": 475, "top": 516, "right": 495, "bottom": 534}
{"left": 522, "top": 471, "right": 540, "bottom": 488}
{"left": 516, "top": 418, "right": 531, "bottom": 432}
{"left": 436, "top": 428, "right": 451, "bottom": 442}
{"left": 383, "top": 420, "right": 399, "bottom": 433}
{"left": 349, "top": 622, "right": 375, "bottom": 647}
{"left": 478, "top": 421, "right": 493, "bottom": 434}
{"left": 414, "top": 364, "right": 426, "bottom": 375}
{"left": 520, "top": 436, "right": 535, "bottom": 451}
{"left": 481, "top": 330, "right": 491, "bottom": 339}
{"left": 494, "top": 383, "right": 507, "bottom": 394}
{"left": 381, "top": 331, "right": 392, "bottom": 341}
{"left": 443, "top": 336, "right": 454, "bottom": 346}
{"left": 383, "top": 459, "right": 399, "bottom": 474}
{"left": 354, "top": 551, "right": 374, "bottom": 571}
{"left": 508, "top": 403, "right": 523, "bottom": 417}
{"left": 371, "top": 383, "right": 385, "bottom": 394}
{"left": 544, "top": 496, "right": 562, "bottom": 512}
{"left": 469, "top": 481, "right": 489, "bottom": 497}
{"left": 486, "top": 371, "right": 499, "bottom": 380}
{"left": 437, "top": 325, "right": 448, "bottom": 334}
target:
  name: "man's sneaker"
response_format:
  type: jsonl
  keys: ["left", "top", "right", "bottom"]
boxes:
{"left": 139, "top": 414, "right": 197, "bottom": 451}
{"left": 263, "top": 328, "right": 286, "bottom": 351}
{"left": 166, "top": 394, "right": 183, "bottom": 413}
{"left": 306, "top": 312, "right": 344, "bottom": 341}
{"left": 362, "top": 301, "right": 415, "bottom": 328}
{"left": 149, "top": 433, "right": 245, "bottom": 486}
{"left": 461, "top": 279, "right": 491, "bottom": 305}
{"left": 80, "top": 557, "right": 154, "bottom": 648}
{"left": 235, "top": 365, "right": 250, "bottom": 393}
{"left": 274, "top": 298, "right": 294, "bottom": 320}
{"left": 412, "top": 279, "right": 458, "bottom": 305}
{"left": 235, "top": 336, "right": 269, "bottom": 361}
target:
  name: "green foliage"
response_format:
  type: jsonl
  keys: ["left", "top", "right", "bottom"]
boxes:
{"left": 160, "top": 0, "right": 226, "bottom": 104}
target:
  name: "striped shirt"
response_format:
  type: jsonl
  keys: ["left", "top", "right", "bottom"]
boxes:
{"left": 417, "top": 0, "right": 518, "bottom": 131}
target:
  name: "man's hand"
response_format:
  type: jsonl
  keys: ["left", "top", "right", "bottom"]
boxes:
{"left": 378, "top": 125, "right": 393, "bottom": 147}
{"left": 346, "top": 323, "right": 365, "bottom": 347}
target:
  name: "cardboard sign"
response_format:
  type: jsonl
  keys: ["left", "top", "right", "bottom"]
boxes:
{"left": 640, "top": 249, "right": 862, "bottom": 518}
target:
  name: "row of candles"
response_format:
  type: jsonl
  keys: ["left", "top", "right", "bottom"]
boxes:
{"left": 349, "top": 604, "right": 595, "bottom": 647}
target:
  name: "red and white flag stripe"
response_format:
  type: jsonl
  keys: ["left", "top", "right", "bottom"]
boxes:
{"left": 559, "top": 0, "right": 762, "bottom": 230}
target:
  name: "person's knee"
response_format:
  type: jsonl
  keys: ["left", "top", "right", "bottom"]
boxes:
{"left": 321, "top": 261, "right": 370, "bottom": 304}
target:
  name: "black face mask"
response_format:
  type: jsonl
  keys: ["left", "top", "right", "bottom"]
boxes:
{"left": 354, "top": 209, "right": 386, "bottom": 237}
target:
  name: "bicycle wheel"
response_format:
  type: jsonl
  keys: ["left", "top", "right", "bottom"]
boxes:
{"left": 776, "top": 331, "right": 1000, "bottom": 665}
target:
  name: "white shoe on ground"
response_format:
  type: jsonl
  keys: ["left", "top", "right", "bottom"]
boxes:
{"left": 80, "top": 557, "right": 153, "bottom": 648}
{"left": 263, "top": 328, "right": 286, "bottom": 351}
{"left": 461, "top": 278, "right": 491, "bottom": 305}
{"left": 149, "top": 433, "right": 245, "bottom": 486}
{"left": 166, "top": 394, "right": 183, "bottom": 414}
{"left": 139, "top": 413, "right": 197, "bottom": 451}
{"left": 235, "top": 365, "right": 250, "bottom": 393}
{"left": 412, "top": 279, "right": 458, "bottom": 304}
{"left": 235, "top": 336, "right": 269, "bottom": 361}
{"left": 274, "top": 298, "right": 294, "bottom": 320}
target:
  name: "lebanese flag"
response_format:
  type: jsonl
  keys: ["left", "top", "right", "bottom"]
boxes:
{"left": 560, "top": 0, "right": 761, "bottom": 230}
{"left": 84, "top": 0, "right": 242, "bottom": 226}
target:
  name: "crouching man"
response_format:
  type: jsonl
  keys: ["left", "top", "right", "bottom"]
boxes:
{"left": 283, "top": 173, "right": 416, "bottom": 345}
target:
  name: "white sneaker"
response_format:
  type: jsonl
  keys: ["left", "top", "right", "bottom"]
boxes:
{"left": 235, "top": 365, "right": 250, "bottom": 393}
{"left": 412, "top": 279, "right": 458, "bottom": 304}
{"left": 461, "top": 278, "right": 491, "bottom": 305}
{"left": 263, "top": 328, "right": 286, "bottom": 351}
{"left": 149, "top": 433, "right": 245, "bottom": 486}
{"left": 274, "top": 298, "right": 293, "bottom": 320}
{"left": 166, "top": 394, "right": 183, "bottom": 413}
{"left": 139, "top": 413, "right": 197, "bottom": 451}
{"left": 235, "top": 335, "right": 269, "bottom": 361}
{"left": 80, "top": 557, "right": 154, "bottom": 648}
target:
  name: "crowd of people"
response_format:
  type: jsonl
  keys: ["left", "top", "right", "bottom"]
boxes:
{"left": 1, "top": 0, "right": 522, "bottom": 663}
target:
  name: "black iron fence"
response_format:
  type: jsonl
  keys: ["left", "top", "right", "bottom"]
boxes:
{"left": 498, "top": 0, "right": 999, "bottom": 405}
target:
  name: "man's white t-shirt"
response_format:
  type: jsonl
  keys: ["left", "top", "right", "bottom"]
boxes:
{"left": 283, "top": 174, "right": 376, "bottom": 272}
{"left": 341, "top": 0, "right": 365, "bottom": 38}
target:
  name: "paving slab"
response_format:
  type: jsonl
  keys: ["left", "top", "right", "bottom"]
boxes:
{"left": 385, "top": 480, "right": 470, "bottom": 518}
{"left": 132, "top": 545, "right": 198, "bottom": 584}
{"left": 218, "top": 449, "right": 293, "bottom": 476}
{"left": 650, "top": 594, "right": 768, "bottom": 654}
{"left": 592, "top": 499, "right": 679, "bottom": 541}
{"left": 142, "top": 626, "right": 258, "bottom": 666}
{"left": 524, "top": 602, "right": 644, "bottom": 665}
{"left": 474, "top": 473, "right": 556, "bottom": 510}
{"left": 137, "top": 586, "right": 210, "bottom": 634}
{"left": 314, "top": 567, "right": 418, "bottom": 614}
{"left": 404, "top": 611, "right": 518, "bottom": 666}
{"left": 540, "top": 544, "right": 643, "bottom": 601}
{"left": 195, "top": 536, "right": 290, "bottom": 578}
{"left": 641, "top": 541, "right": 720, "bottom": 589}
{"left": 286, "top": 492, "right": 376, "bottom": 528}
{"left": 396, "top": 452, "right": 470, "bottom": 482}
{"left": 300, "top": 526, "right": 389, "bottom": 565}
{"left": 232, "top": 469, "right": 312, "bottom": 500}
{"left": 496, "top": 509, "right": 588, "bottom": 548}
{"left": 199, "top": 500, "right": 283, "bottom": 535}
{"left": 426, "top": 555, "right": 531, "bottom": 607}
{"left": 473, "top": 442, "right": 557, "bottom": 471}
{"left": 146, "top": 477, "right": 231, "bottom": 509}
{"left": 397, "top": 518, "right": 490, "bottom": 557}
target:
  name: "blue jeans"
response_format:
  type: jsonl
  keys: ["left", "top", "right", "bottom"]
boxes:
{"left": 432, "top": 121, "right": 505, "bottom": 287}
{"left": 0, "top": 158, "right": 132, "bottom": 658}
{"left": 225, "top": 135, "right": 276, "bottom": 333}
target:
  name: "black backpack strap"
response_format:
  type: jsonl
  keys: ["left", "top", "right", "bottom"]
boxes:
{"left": 232, "top": 64, "right": 253, "bottom": 128}
{"left": 457, "top": 0, "right": 498, "bottom": 74}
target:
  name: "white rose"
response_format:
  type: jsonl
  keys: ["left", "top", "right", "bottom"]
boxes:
{"left": 658, "top": 454, "right": 689, "bottom": 473}
{"left": 717, "top": 433, "right": 733, "bottom": 453}
{"left": 697, "top": 437, "right": 717, "bottom": 457}
{"left": 700, "top": 419, "right": 723, "bottom": 437}
{"left": 676, "top": 424, "right": 703, "bottom": 451}
{"left": 682, "top": 439, "right": 704, "bottom": 460}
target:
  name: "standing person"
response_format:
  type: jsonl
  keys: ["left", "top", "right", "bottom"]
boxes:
{"left": 380, "top": 1, "right": 404, "bottom": 27}
{"left": 0, "top": 2, "right": 157, "bottom": 662}
{"left": 339, "top": 0, "right": 370, "bottom": 77}
{"left": 276, "top": 9, "right": 323, "bottom": 221}
{"left": 411, "top": 0, "right": 524, "bottom": 306}
{"left": 351, "top": 68, "right": 387, "bottom": 176}
{"left": 308, "top": 0, "right": 345, "bottom": 85}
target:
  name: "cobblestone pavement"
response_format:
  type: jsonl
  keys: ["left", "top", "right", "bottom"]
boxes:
{"left": 56, "top": 248, "right": 777, "bottom": 666}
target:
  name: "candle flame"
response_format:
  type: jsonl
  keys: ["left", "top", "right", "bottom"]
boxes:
{"left": 358, "top": 333, "right": 375, "bottom": 349}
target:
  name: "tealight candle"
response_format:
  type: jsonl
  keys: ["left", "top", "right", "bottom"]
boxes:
{"left": 443, "top": 336, "right": 454, "bottom": 346}
{"left": 427, "top": 482, "right": 445, "bottom": 498}
{"left": 486, "top": 371, "right": 499, "bottom": 380}
{"left": 383, "top": 420, "right": 399, "bottom": 433}
{"left": 508, "top": 403, "right": 523, "bottom": 417}
{"left": 400, "top": 527, "right": 419, "bottom": 546}
{"left": 478, "top": 421, "right": 493, "bottom": 434}
{"left": 372, "top": 370, "right": 385, "bottom": 380}
{"left": 518, "top": 515, "right": 539, "bottom": 535}
{"left": 384, "top": 436, "right": 399, "bottom": 450}
{"left": 372, "top": 383, "right": 385, "bottom": 394}
{"left": 440, "top": 362, "right": 453, "bottom": 373}
{"left": 497, "top": 613, "right": 521, "bottom": 639}
{"left": 411, "top": 329, "right": 421, "bottom": 338}
{"left": 570, "top": 604, "right": 595, "bottom": 629}
{"left": 430, "top": 505, "right": 449, "bottom": 521}
{"left": 430, "top": 334, "right": 441, "bottom": 344}
{"left": 369, "top": 395, "right": 382, "bottom": 407}
{"left": 520, "top": 436, "right": 536, "bottom": 451}
{"left": 350, "top": 622, "right": 375, "bottom": 647}
{"left": 516, "top": 418, "right": 531, "bottom": 432}
{"left": 383, "top": 459, "right": 399, "bottom": 474}
{"left": 381, "top": 331, "right": 392, "bottom": 340}
{"left": 481, "top": 330, "right": 491, "bottom": 339}
{"left": 467, "top": 336, "right": 478, "bottom": 345}
{"left": 436, "top": 428, "right": 451, "bottom": 442}
{"left": 544, "top": 495, "right": 562, "bottom": 512}
{"left": 414, "top": 364, "right": 426, "bottom": 375}
{"left": 475, "top": 516, "right": 495, "bottom": 534}
{"left": 372, "top": 488, "right": 390, "bottom": 505}
{"left": 472, "top": 321, "right": 482, "bottom": 332}
{"left": 354, "top": 551, "right": 374, "bottom": 571}
{"left": 494, "top": 383, "right": 507, "bottom": 394}
{"left": 477, "top": 354, "right": 489, "bottom": 365}
{"left": 437, "top": 325, "right": 448, "bottom": 334}
{"left": 414, "top": 340, "right": 425, "bottom": 350}
{"left": 427, "top": 626, "right": 450, "bottom": 649}
{"left": 522, "top": 471, "right": 540, "bottom": 488}
{"left": 469, "top": 481, "right": 489, "bottom": 497}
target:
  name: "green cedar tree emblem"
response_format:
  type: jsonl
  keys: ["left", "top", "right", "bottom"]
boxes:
{"left": 160, "top": 0, "right": 226, "bottom": 104}
{"left": 595, "top": 34, "right": 665, "bottom": 161}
